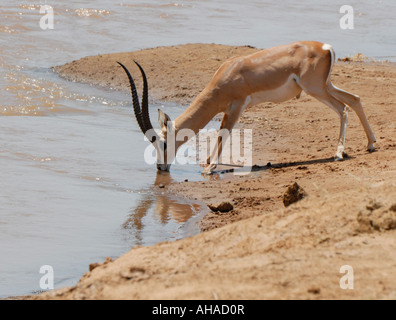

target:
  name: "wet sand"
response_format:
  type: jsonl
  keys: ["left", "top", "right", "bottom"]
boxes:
{"left": 26, "top": 43, "right": 396, "bottom": 299}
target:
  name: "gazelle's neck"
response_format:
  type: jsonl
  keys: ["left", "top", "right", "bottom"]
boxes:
{"left": 173, "top": 88, "right": 222, "bottom": 150}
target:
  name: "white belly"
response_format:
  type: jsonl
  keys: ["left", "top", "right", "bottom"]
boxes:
{"left": 249, "top": 74, "right": 302, "bottom": 105}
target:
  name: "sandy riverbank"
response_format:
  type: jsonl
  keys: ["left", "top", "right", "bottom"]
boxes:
{"left": 26, "top": 43, "right": 396, "bottom": 299}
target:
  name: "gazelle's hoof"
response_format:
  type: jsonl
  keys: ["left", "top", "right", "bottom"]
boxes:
{"left": 335, "top": 152, "right": 349, "bottom": 161}
{"left": 367, "top": 145, "right": 376, "bottom": 153}
{"left": 202, "top": 164, "right": 217, "bottom": 175}
{"left": 367, "top": 139, "right": 376, "bottom": 152}
{"left": 334, "top": 155, "right": 343, "bottom": 161}
{"left": 335, "top": 151, "right": 344, "bottom": 161}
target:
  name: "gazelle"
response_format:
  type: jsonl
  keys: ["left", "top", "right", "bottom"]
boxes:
{"left": 117, "top": 41, "right": 376, "bottom": 174}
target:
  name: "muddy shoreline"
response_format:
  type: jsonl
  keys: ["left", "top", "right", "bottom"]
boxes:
{"left": 23, "top": 43, "right": 396, "bottom": 299}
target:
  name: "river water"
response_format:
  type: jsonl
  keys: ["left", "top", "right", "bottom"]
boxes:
{"left": 0, "top": 0, "right": 395, "bottom": 298}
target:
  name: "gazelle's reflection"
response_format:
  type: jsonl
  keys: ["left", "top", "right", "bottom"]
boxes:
{"left": 123, "top": 172, "right": 201, "bottom": 244}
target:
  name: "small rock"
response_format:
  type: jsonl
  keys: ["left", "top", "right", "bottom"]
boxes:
{"left": 307, "top": 287, "right": 321, "bottom": 295}
{"left": 283, "top": 182, "right": 307, "bottom": 207}
{"left": 104, "top": 257, "right": 112, "bottom": 264}
{"left": 208, "top": 201, "right": 234, "bottom": 213}
{"left": 357, "top": 202, "right": 396, "bottom": 232}
{"left": 89, "top": 263, "right": 101, "bottom": 272}
{"left": 366, "top": 200, "right": 382, "bottom": 211}
{"left": 158, "top": 184, "right": 165, "bottom": 189}
{"left": 89, "top": 257, "right": 112, "bottom": 272}
{"left": 120, "top": 267, "right": 146, "bottom": 280}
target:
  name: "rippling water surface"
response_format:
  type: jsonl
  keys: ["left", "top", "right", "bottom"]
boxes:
{"left": 0, "top": 0, "right": 395, "bottom": 298}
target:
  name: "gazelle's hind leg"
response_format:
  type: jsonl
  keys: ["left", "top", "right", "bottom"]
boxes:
{"left": 304, "top": 89, "right": 351, "bottom": 160}
{"left": 297, "top": 44, "right": 376, "bottom": 159}
{"left": 327, "top": 83, "right": 376, "bottom": 151}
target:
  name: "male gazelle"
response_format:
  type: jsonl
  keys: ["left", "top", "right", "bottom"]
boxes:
{"left": 117, "top": 41, "right": 376, "bottom": 174}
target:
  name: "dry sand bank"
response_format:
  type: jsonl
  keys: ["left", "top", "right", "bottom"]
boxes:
{"left": 29, "top": 43, "right": 396, "bottom": 299}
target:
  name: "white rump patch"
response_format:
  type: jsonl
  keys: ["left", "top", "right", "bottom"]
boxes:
{"left": 322, "top": 43, "right": 335, "bottom": 84}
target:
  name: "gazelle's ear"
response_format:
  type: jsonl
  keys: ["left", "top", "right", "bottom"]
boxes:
{"left": 158, "top": 109, "right": 172, "bottom": 130}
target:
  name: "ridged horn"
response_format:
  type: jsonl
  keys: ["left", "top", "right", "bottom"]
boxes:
{"left": 132, "top": 60, "right": 153, "bottom": 134}
{"left": 117, "top": 61, "right": 158, "bottom": 144}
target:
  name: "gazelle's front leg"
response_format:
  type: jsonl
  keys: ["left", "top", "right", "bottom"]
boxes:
{"left": 203, "top": 100, "right": 246, "bottom": 174}
{"left": 205, "top": 114, "right": 228, "bottom": 165}
{"left": 335, "top": 106, "right": 349, "bottom": 160}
